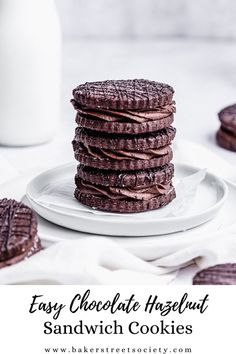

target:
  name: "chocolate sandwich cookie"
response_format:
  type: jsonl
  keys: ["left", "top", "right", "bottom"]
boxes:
{"left": 216, "top": 103, "right": 236, "bottom": 151}
{"left": 218, "top": 103, "right": 236, "bottom": 134}
{"left": 216, "top": 127, "right": 236, "bottom": 152}
{"left": 72, "top": 100, "right": 175, "bottom": 135}
{"left": 74, "top": 126, "right": 176, "bottom": 151}
{"left": 72, "top": 79, "right": 174, "bottom": 111}
{"left": 75, "top": 178, "right": 176, "bottom": 213}
{"left": 76, "top": 163, "right": 174, "bottom": 188}
{"left": 73, "top": 142, "right": 173, "bottom": 171}
{"left": 75, "top": 112, "right": 174, "bottom": 135}
{"left": 0, "top": 198, "right": 42, "bottom": 268}
{"left": 193, "top": 263, "right": 236, "bottom": 285}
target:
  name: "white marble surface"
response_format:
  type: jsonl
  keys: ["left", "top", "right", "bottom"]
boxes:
{"left": 56, "top": 0, "right": 236, "bottom": 39}
{"left": 0, "top": 38, "right": 235, "bottom": 284}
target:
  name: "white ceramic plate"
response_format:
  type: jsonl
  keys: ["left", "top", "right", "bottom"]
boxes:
{"left": 26, "top": 163, "right": 228, "bottom": 237}
{"left": 0, "top": 169, "right": 234, "bottom": 259}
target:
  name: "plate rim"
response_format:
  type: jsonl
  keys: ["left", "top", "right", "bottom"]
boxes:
{"left": 26, "top": 162, "right": 229, "bottom": 225}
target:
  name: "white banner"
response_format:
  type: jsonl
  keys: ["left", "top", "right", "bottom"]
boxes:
{"left": 0, "top": 286, "right": 234, "bottom": 354}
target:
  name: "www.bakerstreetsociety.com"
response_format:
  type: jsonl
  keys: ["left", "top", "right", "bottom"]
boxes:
{"left": 43, "top": 347, "right": 192, "bottom": 353}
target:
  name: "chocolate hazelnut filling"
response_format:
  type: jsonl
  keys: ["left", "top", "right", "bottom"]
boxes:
{"left": 76, "top": 143, "right": 171, "bottom": 161}
{"left": 72, "top": 99, "right": 176, "bottom": 124}
{"left": 77, "top": 178, "right": 173, "bottom": 201}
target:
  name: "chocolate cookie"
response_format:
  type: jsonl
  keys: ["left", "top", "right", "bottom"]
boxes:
{"left": 74, "top": 142, "right": 173, "bottom": 171}
{"left": 76, "top": 163, "right": 174, "bottom": 188}
{"left": 216, "top": 103, "right": 236, "bottom": 151}
{"left": 72, "top": 97, "right": 176, "bottom": 135}
{"left": 76, "top": 113, "right": 174, "bottom": 135}
{"left": 216, "top": 127, "right": 236, "bottom": 152}
{"left": 74, "top": 126, "right": 176, "bottom": 151}
{"left": 72, "top": 79, "right": 174, "bottom": 111}
{"left": 75, "top": 182, "right": 176, "bottom": 213}
{"left": 193, "top": 263, "right": 236, "bottom": 285}
{"left": 0, "top": 199, "right": 42, "bottom": 268}
{"left": 218, "top": 103, "right": 236, "bottom": 135}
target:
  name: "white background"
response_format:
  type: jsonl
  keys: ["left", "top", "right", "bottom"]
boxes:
{"left": 1, "top": 1, "right": 235, "bottom": 171}
{"left": 56, "top": 0, "right": 236, "bottom": 39}
{"left": 1, "top": 38, "right": 235, "bottom": 168}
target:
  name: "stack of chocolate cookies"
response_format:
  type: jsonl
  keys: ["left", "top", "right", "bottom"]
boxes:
{"left": 71, "top": 79, "right": 176, "bottom": 213}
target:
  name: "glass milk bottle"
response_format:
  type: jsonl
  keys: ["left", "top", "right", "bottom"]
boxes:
{"left": 0, "top": 0, "right": 61, "bottom": 146}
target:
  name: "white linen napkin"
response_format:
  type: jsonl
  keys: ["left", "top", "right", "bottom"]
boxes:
{"left": 153, "top": 230, "right": 236, "bottom": 270}
{"left": 0, "top": 228, "right": 235, "bottom": 285}
{"left": 0, "top": 238, "right": 176, "bottom": 285}
{"left": 0, "top": 139, "right": 236, "bottom": 285}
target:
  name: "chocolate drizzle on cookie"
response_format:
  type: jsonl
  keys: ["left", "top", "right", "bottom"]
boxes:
{"left": 0, "top": 199, "right": 42, "bottom": 267}
{"left": 193, "top": 263, "right": 236, "bottom": 285}
{"left": 72, "top": 79, "right": 174, "bottom": 111}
